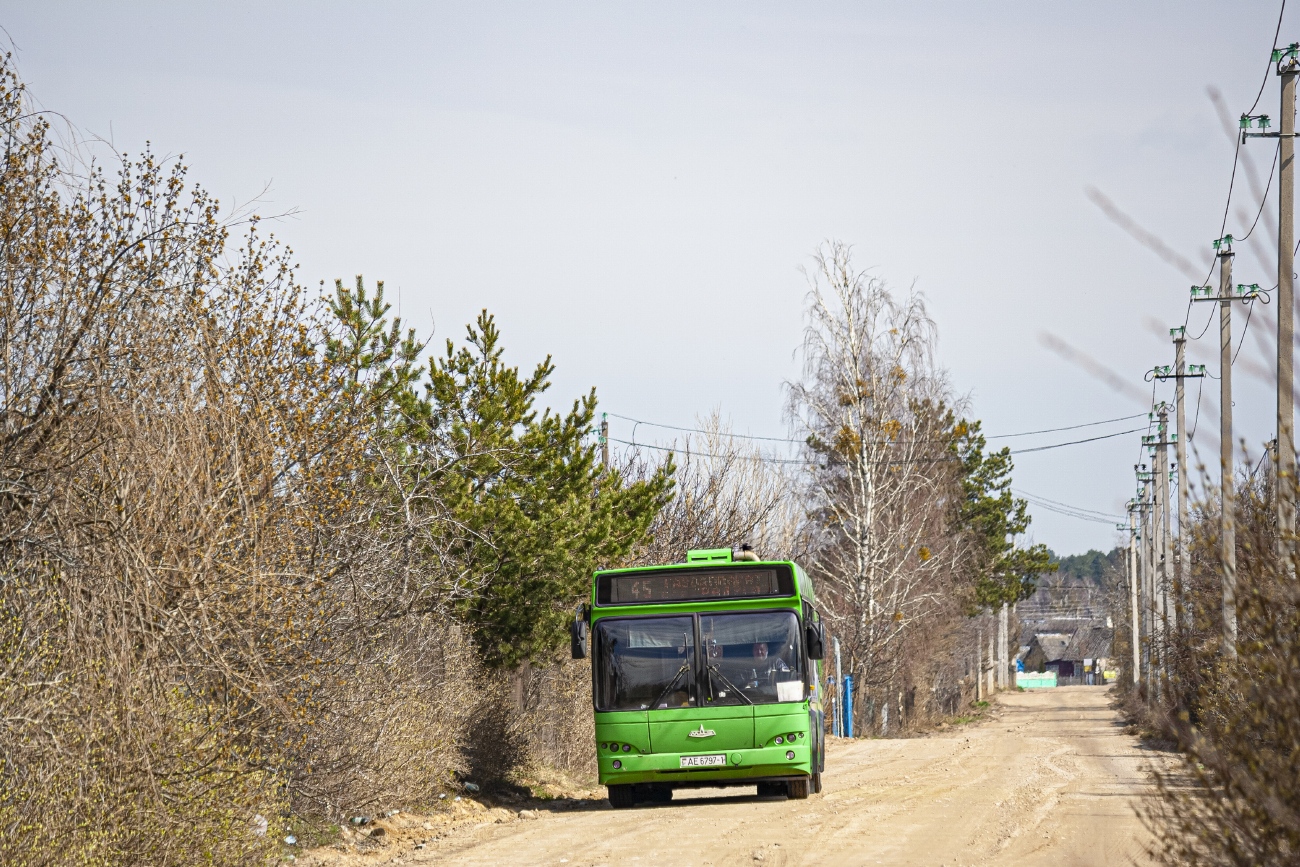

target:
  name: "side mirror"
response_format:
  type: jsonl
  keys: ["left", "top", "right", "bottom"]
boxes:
{"left": 805, "top": 621, "right": 825, "bottom": 660}
{"left": 570, "top": 608, "right": 589, "bottom": 659}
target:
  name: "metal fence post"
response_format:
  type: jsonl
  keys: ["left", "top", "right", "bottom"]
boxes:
{"left": 833, "top": 637, "right": 843, "bottom": 737}
{"left": 843, "top": 675, "right": 854, "bottom": 739}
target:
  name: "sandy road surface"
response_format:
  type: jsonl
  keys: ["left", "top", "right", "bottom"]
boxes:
{"left": 315, "top": 687, "right": 1163, "bottom": 866}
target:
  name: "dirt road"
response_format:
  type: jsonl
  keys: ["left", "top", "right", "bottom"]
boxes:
{"left": 312, "top": 687, "right": 1163, "bottom": 866}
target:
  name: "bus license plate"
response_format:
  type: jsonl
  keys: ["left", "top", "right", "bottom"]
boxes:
{"left": 680, "top": 754, "right": 726, "bottom": 768}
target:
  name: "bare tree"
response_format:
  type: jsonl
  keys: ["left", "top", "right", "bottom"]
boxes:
{"left": 627, "top": 412, "right": 803, "bottom": 562}
{"left": 787, "top": 241, "right": 967, "bottom": 729}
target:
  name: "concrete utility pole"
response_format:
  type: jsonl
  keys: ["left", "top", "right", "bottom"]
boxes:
{"left": 1243, "top": 46, "right": 1300, "bottom": 564}
{"left": 1281, "top": 57, "right": 1298, "bottom": 557}
{"left": 987, "top": 624, "right": 995, "bottom": 696}
{"left": 997, "top": 602, "right": 1009, "bottom": 689}
{"left": 1138, "top": 472, "right": 1155, "bottom": 692}
{"left": 1157, "top": 405, "right": 1175, "bottom": 638}
{"left": 1126, "top": 509, "right": 1140, "bottom": 686}
{"left": 1132, "top": 474, "right": 1148, "bottom": 690}
{"left": 1193, "top": 250, "right": 1246, "bottom": 656}
{"left": 1220, "top": 249, "right": 1239, "bottom": 657}
{"left": 1157, "top": 328, "right": 1204, "bottom": 633}
{"left": 1172, "top": 329, "right": 1190, "bottom": 628}
{"left": 600, "top": 412, "right": 610, "bottom": 471}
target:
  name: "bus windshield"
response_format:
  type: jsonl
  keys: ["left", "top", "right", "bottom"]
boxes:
{"left": 593, "top": 611, "right": 803, "bottom": 711}
{"left": 701, "top": 611, "right": 802, "bottom": 706}
{"left": 595, "top": 616, "right": 696, "bottom": 711}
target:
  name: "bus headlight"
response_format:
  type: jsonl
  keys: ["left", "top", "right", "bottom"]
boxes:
{"left": 775, "top": 736, "right": 784, "bottom": 744}
{"left": 622, "top": 743, "right": 631, "bottom": 752}
{"left": 612, "top": 759, "right": 622, "bottom": 769}
{"left": 786, "top": 750, "right": 796, "bottom": 760}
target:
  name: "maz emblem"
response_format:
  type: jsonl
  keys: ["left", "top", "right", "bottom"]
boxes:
{"left": 687, "top": 725, "right": 716, "bottom": 738}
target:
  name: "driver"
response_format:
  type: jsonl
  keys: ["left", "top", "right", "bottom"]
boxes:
{"left": 751, "top": 641, "right": 791, "bottom": 675}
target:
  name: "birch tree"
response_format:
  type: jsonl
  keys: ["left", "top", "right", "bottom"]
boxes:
{"left": 787, "top": 241, "right": 966, "bottom": 716}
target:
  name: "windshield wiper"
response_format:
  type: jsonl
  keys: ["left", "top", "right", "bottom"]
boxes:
{"left": 646, "top": 632, "right": 693, "bottom": 710}
{"left": 707, "top": 664, "right": 753, "bottom": 705}
{"left": 648, "top": 662, "right": 691, "bottom": 710}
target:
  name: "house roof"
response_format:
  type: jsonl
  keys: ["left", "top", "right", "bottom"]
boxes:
{"left": 1028, "top": 633, "right": 1072, "bottom": 662}
{"left": 1063, "top": 625, "right": 1113, "bottom": 661}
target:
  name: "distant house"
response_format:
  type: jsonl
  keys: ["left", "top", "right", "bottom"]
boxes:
{"left": 1023, "top": 627, "right": 1113, "bottom": 682}
{"left": 1022, "top": 633, "right": 1072, "bottom": 674}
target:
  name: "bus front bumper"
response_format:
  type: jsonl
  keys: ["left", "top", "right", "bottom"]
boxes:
{"left": 597, "top": 743, "right": 812, "bottom": 786}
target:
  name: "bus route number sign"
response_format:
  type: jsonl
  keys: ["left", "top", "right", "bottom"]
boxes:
{"left": 608, "top": 569, "right": 780, "bottom": 604}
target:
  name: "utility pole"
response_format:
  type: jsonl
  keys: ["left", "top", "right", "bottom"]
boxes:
{"left": 1173, "top": 329, "right": 1190, "bottom": 629}
{"left": 987, "top": 624, "right": 995, "bottom": 695}
{"left": 1282, "top": 53, "right": 1297, "bottom": 554}
{"left": 1192, "top": 254, "right": 1259, "bottom": 657}
{"left": 997, "top": 602, "right": 1008, "bottom": 690}
{"left": 975, "top": 626, "right": 982, "bottom": 702}
{"left": 1243, "top": 46, "right": 1299, "bottom": 563}
{"left": 1158, "top": 405, "right": 1175, "bottom": 636}
{"left": 1156, "top": 333, "right": 1205, "bottom": 634}
{"left": 1124, "top": 509, "right": 1140, "bottom": 687}
{"left": 1131, "top": 476, "right": 1148, "bottom": 691}
{"left": 1221, "top": 249, "right": 1238, "bottom": 656}
{"left": 1216, "top": 250, "right": 1237, "bottom": 649}
{"left": 600, "top": 412, "right": 610, "bottom": 471}
{"left": 1137, "top": 470, "right": 1156, "bottom": 693}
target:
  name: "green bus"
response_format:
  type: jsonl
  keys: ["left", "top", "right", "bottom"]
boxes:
{"left": 571, "top": 547, "right": 827, "bottom": 809}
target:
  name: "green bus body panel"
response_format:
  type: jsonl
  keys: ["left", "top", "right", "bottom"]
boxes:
{"left": 589, "top": 559, "right": 822, "bottom": 788}
{"left": 648, "top": 704, "right": 755, "bottom": 752}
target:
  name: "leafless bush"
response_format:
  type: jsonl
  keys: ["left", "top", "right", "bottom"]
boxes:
{"left": 1141, "top": 457, "right": 1300, "bottom": 865}
{"left": 517, "top": 660, "right": 595, "bottom": 778}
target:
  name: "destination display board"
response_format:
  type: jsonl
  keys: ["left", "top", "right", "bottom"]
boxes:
{"left": 597, "top": 566, "right": 794, "bottom": 605}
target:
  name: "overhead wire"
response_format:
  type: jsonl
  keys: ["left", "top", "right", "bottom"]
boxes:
{"left": 604, "top": 410, "right": 1147, "bottom": 446}
{"left": 1182, "top": 1, "right": 1286, "bottom": 330}
{"left": 1013, "top": 488, "right": 1125, "bottom": 520}
{"left": 1008, "top": 427, "right": 1146, "bottom": 455}
{"left": 1236, "top": 141, "right": 1281, "bottom": 243}
{"left": 1233, "top": 235, "right": 1298, "bottom": 364}
{"left": 1130, "top": 8, "right": 1286, "bottom": 534}
{"left": 1190, "top": 375, "right": 1205, "bottom": 440}
{"left": 610, "top": 424, "right": 1146, "bottom": 466}
{"left": 1249, "top": 0, "right": 1289, "bottom": 115}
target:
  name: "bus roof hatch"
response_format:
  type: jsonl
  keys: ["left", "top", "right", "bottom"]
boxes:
{"left": 685, "top": 548, "right": 733, "bottom": 564}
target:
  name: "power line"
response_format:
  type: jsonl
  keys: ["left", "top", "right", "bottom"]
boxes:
{"left": 1014, "top": 489, "right": 1122, "bottom": 518}
{"left": 611, "top": 424, "right": 1146, "bottom": 466}
{"left": 1190, "top": 375, "right": 1205, "bottom": 440}
{"left": 607, "top": 437, "right": 954, "bottom": 467}
{"left": 984, "top": 413, "right": 1148, "bottom": 440}
{"left": 605, "top": 410, "right": 1147, "bottom": 446}
{"left": 1014, "top": 488, "right": 1125, "bottom": 521}
{"left": 1179, "top": 3, "right": 1286, "bottom": 332}
{"left": 1248, "top": 0, "right": 1289, "bottom": 115}
{"left": 1237, "top": 141, "right": 1281, "bottom": 242}
{"left": 1018, "top": 497, "right": 1125, "bottom": 524}
{"left": 1008, "top": 426, "right": 1146, "bottom": 455}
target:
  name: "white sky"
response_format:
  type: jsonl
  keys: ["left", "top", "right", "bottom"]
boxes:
{"left": 5, "top": 1, "right": 1294, "bottom": 554}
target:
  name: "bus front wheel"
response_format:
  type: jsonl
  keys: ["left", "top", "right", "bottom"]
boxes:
{"left": 787, "top": 777, "right": 810, "bottom": 800}
{"left": 607, "top": 784, "right": 636, "bottom": 809}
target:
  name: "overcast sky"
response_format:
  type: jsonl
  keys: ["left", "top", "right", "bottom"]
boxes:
{"left": 4, "top": 1, "right": 1293, "bottom": 554}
